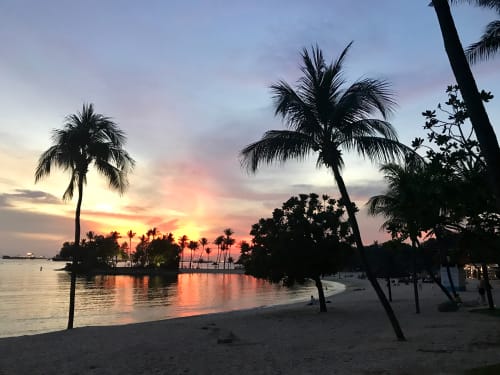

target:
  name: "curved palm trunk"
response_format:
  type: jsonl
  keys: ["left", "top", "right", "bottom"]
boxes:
{"left": 332, "top": 166, "right": 406, "bottom": 341}
{"left": 68, "top": 175, "right": 84, "bottom": 330}
{"left": 386, "top": 276, "right": 392, "bottom": 302}
{"left": 481, "top": 263, "right": 495, "bottom": 310}
{"left": 429, "top": 267, "right": 454, "bottom": 302}
{"left": 432, "top": 0, "right": 500, "bottom": 206}
{"left": 445, "top": 257, "right": 457, "bottom": 298}
{"left": 418, "top": 241, "right": 454, "bottom": 302}
{"left": 314, "top": 276, "right": 327, "bottom": 312}
{"left": 411, "top": 238, "right": 421, "bottom": 314}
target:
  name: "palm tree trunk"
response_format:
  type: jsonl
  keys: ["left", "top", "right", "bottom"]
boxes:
{"left": 68, "top": 174, "right": 84, "bottom": 330}
{"left": 129, "top": 239, "right": 132, "bottom": 267}
{"left": 331, "top": 166, "right": 406, "bottom": 341}
{"left": 445, "top": 257, "right": 457, "bottom": 298}
{"left": 314, "top": 276, "right": 327, "bottom": 312}
{"left": 386, "top": 277, "right": 392, "bottom": 302}
{"left": 432, "top": 0, "right": 500, "bottom": 206}
{"left": 420, "top": 240, "right": 453, "bottom": 301}
{"left": 481, "top": 263, "right": 495, "bottom": 310}
{"left": 411, "top": 238, "right": 420, "bottom": 314}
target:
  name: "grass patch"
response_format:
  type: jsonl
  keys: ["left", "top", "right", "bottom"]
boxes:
{"left": 469, "top": 308, "right": 500, "bottom": 318}
{"left": 464, "top": 363, "right": 500, "bottom": 375}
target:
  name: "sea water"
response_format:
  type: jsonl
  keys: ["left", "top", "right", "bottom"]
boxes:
{"left": 0, "top": 259, "right": 343, "bottom": 338}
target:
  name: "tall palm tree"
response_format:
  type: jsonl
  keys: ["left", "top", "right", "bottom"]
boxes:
{"left": 450, "top": 0, "right": 500, "bottom": 63}
{"left": 240, "top": 44, "right": 407, "bottom": 341}
{"left": 223, "top": 228, "right": 235, "bottom": 270}
{"left": 188, "top": 240, "right": 199, "bottom": 269}
{"left": 367, "top": 162, "right": 434, "bottom": 314}
{"left": 178, "top": 235, "right": 188, "bottom": 268}
{"left": 199, "top": 237, "right": 208, "bottom": 263}
{"left": 205, "top": 247, "right": 212, "bottom": 267}
{"left": 432, "top": 0, "right": 500, "bottom": 207}
{"left": 214, "top": 235, "right": 224, "bottom": 265}
{"left": 35, "top": 103, "right": 135, "bottom": 329}
{"left": 127, "top": 230, "right": 136, "bottom": 267}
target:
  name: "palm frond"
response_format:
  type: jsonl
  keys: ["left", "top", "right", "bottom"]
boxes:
{"left": 35, "top": 145, "right": 59, "bottom": 182}
{"left": 240, "top": 130, "right": 316, "bottom": 172}
{"left": 465, "top": 20, "right": 500, "bottom": 63}
{"left": 337, "top": 119, "right": 399, "bottom": 145}
{"left": 62, "top": 170, "right": 78, "bottom": 201}
{"left": 366, "top": 194, "right": 397, "bottom": 216}
{"left": 94, "top": 159, "right": 127, "bottom": 194}
{"left": 343, "top": 136, "right": 409, "bottom": 165}
{"left": 450, "top": 0, "right": 500, "bottom": 12}
{"left": 336, "top": 78, "right": 397, "bottom": 122}
{"left": 271, "top": 81, "right": 321, "bottom": 135}
{"left": 35, "top": 102, "right": 135, "bottom": 198}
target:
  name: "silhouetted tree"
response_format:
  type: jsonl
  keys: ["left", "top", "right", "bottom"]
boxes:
{"left": 188, "top": 240, "right": 199, "bottom": 269}
{"left": 35, "top": 103, "right": 134, "bottom": 330}
{"left": 214, "top": 235, "right": 224, "bottom": 266}
{"left": 367, "top": 160, "right": 438, "bottom": 313}
{"left": 245, "top": 193, "right": 353, "bottom": 312}
{"left": 127, "top": 230, "right": 136, "bottom": 267}
{"left": 240, "top": 44, "right": 408, "bottom": 340}
{"left": 148, "top": 236, "right": 181, "bottom": 269}
{"left": 432, "top": 0, "right": 500, "bottom": 205}
{"left": 450, "top": 0, "right": 500, "bottom": 63}
{"left": 199, "top": 237, "right": 208, "bottom": 263}
{"left": 205, "top": 247, "right": 212, "bottom": 266}
{"left": 223, "top": 228, "right": 235, "bottom": 270}
{"left": 178, "top": 235, "right": 188, "bottom": 268}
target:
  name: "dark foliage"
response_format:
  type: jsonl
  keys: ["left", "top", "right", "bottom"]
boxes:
{"left": 243, "top": 193, "right": 353, "bottom": 312}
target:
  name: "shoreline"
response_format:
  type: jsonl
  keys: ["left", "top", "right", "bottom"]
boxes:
{"left": 1, "top": 278, "right": 499, "bottom": 374}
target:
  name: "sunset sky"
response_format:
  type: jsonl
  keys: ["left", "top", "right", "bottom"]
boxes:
{"left": 1, "top": 1, "right": 499, "bottom": 257}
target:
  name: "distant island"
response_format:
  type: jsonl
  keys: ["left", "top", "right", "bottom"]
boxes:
{"left": 2, "top": 253, "right": 47, "bottom": 260}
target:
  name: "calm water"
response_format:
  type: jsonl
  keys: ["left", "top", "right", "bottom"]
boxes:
{"left": 0, "top": 259, "right": 343, "bottom": 338}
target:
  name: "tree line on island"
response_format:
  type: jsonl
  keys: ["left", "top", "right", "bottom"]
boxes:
{"left": 35, "top": 0, "right": 500, "bottom": 342}
{"left": 56, "top": 228, "right": 238, "bottom": 271}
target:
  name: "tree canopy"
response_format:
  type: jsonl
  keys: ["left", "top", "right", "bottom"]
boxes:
{"left": 243, "top": 193, "right": 353, "bottom": 312}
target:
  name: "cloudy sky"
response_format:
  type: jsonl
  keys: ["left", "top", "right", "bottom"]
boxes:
{"left": 1, "top": 1, "right": 498, "bottom": 257}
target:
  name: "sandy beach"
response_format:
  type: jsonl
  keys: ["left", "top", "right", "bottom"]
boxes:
{"left": 1, "top": 277, "right": 499, "bottom": 375}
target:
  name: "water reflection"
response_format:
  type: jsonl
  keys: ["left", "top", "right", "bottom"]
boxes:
{"left": 1, "top": 260, "right": 342, "bottom": 337}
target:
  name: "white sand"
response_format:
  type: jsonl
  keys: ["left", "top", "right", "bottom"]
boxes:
{"left": 1, "top": 277, "right": 499, "bottom": 375}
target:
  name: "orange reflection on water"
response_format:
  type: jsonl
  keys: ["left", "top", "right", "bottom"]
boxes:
{"left": 175, "top": 273, "right": 271, "bottom": 317}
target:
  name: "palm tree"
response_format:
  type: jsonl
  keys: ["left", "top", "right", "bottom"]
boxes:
{"left": 199, "top": 237, "right": 208, "bottom": 263}
{"left": 127, "top": 230, "right": 136, "bottom": 267}
{"left": 35, "top": 103, "right": 135, "bottom": 329}
{"left": 149, "top": 227, "right": 159, "bottom": 240}
{"left": 86, "top": 231, "right": 96, "bottom": 243}
{"left": 223, "top": 228, "right": 235, "bottom": 270}
{"left": 432, "top": 0, "right": 500, "bottom": 206}
{"left": 449, "top": 0, "right": 500, "bottom": 63}
{"left": 205, "top": 247, "right": 212, "bottom": 267}
{"left": 188, "top": 240, "right": 199, "bottom": 269}
{"left": 367, "top": 162, "right": 433, "bottom": 314}
{"left": 240, "top": 44, "right": 407, "bottom": 341}
{"left": 214, "top": 235, "right": 224, "bottom": 266}
{"left": 178, "top": 235, "right": 188, "bottom": 269}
